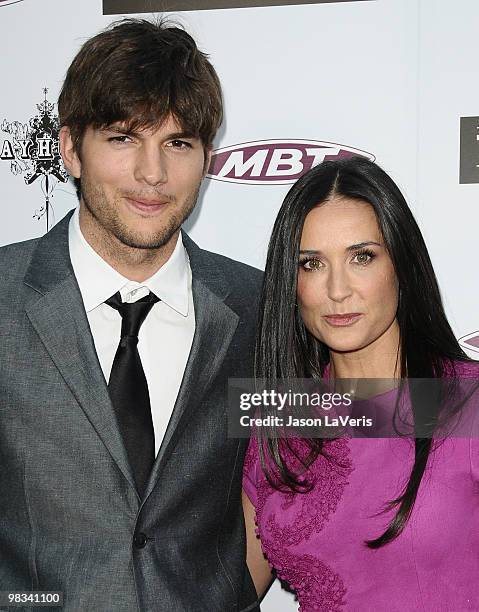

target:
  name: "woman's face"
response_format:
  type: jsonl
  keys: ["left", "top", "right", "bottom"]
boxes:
{"left": 297, "top": 196, "right": 399, "bottom": 355}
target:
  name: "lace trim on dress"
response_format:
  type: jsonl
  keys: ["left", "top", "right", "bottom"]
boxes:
{"left": 249, "top": 437, "right": 353, "bottom": 611}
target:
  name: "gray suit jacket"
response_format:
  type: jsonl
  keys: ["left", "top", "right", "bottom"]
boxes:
{"left": 0, "top": 213, "right": 262, "bottom": 612}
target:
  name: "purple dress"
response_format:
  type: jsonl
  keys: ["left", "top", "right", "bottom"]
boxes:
{"left": 243, "top": 361, "right": 479, "bottom": 611}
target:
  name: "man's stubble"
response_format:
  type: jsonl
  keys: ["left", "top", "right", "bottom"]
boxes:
{"left": 79, "top": 175, "right": 200, "bottom": 267}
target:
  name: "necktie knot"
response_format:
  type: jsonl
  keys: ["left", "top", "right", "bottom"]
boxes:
{"left": 105, "top": 291, "right": 160, "bottom": 339}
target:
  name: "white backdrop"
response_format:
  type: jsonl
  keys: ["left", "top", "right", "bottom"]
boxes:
{"left": 1, "top": 1, "right": 478, "bottom": 609}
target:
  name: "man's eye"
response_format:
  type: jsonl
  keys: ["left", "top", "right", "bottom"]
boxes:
{"left": 168, "top": 140, "right": 192, "bottom": 149}
{"left": 108, "top": 135, "right": 131, "bottom": 143}
{"left": 299, "top": 257, "right": 323, "bottom": 271}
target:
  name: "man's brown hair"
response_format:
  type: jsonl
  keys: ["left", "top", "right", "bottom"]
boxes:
{"left": 58, "top": 18, "right": 223, "bottom": 152}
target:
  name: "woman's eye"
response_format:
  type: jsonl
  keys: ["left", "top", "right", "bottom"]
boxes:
{"left": 300, "top": 258, "right": 323, "bottom": 271}
{"left": 352, "top": 251, "right": 374, "bottom": 265}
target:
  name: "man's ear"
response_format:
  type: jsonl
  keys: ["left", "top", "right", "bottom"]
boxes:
{"left": 203, "top": 147, "right": 213, "bottom": 177}
{"left": 59, "top": 126, "right": 81, "bottom": 179}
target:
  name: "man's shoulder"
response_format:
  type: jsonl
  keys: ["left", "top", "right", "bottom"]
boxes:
{"left": 193, "top": 245, "right": 263, "bottom": 295}
{"left": 0, "top": 236, "right": 39, "bottom": 280}
{"left": 187, "top": 240, "right": 263, "bottom": 318}
{"left": 200, "top": 248, "right": 263, "bottom": 283}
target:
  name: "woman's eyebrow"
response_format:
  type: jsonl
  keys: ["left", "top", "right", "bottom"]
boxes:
{"left": 299, "top": 241, "right": 382, "bottom": 256}
{"left": 345, "top": 241, "right": 382, "bottom": 251}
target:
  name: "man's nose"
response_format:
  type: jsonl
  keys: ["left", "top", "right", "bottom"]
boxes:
{"left": 134, "top": 144, "right": 167, "bottom": 186}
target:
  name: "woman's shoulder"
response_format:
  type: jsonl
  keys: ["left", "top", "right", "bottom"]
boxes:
{"left": 443, "top": 358, "right": 479, "bottom": 378}
{"left": 242, "top": 436, "right": 262, "bottom": 506}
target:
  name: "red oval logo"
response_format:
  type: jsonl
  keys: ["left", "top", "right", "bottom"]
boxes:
{"left": 207, "top": 139, "right": 375, "bottom": 185}
{"left": 459, "top": 331, "right": 479, "bottom": 354}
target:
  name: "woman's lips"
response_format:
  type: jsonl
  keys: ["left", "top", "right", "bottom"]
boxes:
{"left": 323, "top": 313, "right": 363, "bottom": 327}
{"left": 125, "top": 197, "right": 168, "bottom": 214}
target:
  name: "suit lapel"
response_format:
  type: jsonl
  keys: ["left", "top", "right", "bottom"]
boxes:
{"left": 145, "top": 234, "right": 240, "bottom": 496}
{"left": 23, "top": 214, "right": 137, "bottom": 492}
{"left": 24, "top": 219, "right": 240, "bottom": 498}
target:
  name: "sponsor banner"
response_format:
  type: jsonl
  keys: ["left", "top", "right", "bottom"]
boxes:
{"left": 207, "top": 139, "right": 374, "bottom": 185}
{"left": 0, "top": 0, "right": 24, "bottom": 6}
{"left": 103, "top": 0, "right": 370, "bottom": 15}
{"left": 459, "top": 116, "right": 479, "bottom": 184}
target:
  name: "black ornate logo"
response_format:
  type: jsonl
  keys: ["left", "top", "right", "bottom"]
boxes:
{"left": 1, "top": 89, "right": 69, "bottom": 231}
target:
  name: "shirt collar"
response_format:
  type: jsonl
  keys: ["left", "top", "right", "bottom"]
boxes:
{"left": 68, "top": 207, "right": 190, "bottom": 316}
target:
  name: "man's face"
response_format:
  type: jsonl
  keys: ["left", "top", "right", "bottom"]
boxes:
{"left": 61, "top": 115, "right": 208, "bottom": 253}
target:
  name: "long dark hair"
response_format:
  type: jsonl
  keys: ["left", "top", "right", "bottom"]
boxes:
{"left": 256, "top": 156, "right": 470, "bottom": 548}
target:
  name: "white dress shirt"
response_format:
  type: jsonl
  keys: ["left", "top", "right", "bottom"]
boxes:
{"left": 68, "top": 208, "right": 195, "bottom": 455}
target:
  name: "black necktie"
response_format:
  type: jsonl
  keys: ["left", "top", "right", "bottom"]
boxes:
{"left": 105, "top": 290, "right": 159, "bottom": 496}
